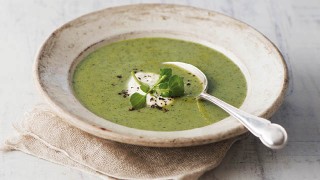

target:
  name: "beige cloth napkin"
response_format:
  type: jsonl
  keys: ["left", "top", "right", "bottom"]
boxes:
{"left": 2, "top": 106, "right": 243, "bottom": 180}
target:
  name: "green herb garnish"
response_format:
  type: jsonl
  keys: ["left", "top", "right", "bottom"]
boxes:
{"left": 130, "top": 93, "right": 147, "bottom": 109}
{"left": 130, "top": 68, "right": 185, "bottom": 109}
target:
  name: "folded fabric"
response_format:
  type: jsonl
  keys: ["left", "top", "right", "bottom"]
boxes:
{"left": 2, "top": 106, "right": 243, "bottom": 180}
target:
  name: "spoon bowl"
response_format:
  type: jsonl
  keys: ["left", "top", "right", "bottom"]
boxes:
{"left": 164, "top": 62, "right": 288, "bottom": 149}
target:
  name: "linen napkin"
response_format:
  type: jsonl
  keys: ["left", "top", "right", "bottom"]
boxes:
{"left": 2, "top": 105, "right": 243, "bottom": 180}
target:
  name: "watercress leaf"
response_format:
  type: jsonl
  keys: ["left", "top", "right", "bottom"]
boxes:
{"left": 168, "top": 75, "right": 184, "bottom": 97}
{"left": 160, "top": 68, "right": 172, "bottom": 77}
{"left": 131, "top": 71, "right": 150, "bottom": 92}
{"left": 156, "top": 75, "right": 168, "bottom": 85}
{"left": 160, "top": 90, "right": 171, "bottom": 97}
{"left": 158, "top": 68, "right": 172, "bottom": 83}
{"left": 140, "top": 84, "right": 150, "bottom": 93}
{"left": 130, "top": 93, "right": 146, "bottom": 109}
{"left": 152, "top": 68, "right": 172, "bottom": 88}
{"left": 157, "top": 82, "right": 170, "bottom": 97}
{"left": 158, "top": 82, "right": 168, "bottom": 89}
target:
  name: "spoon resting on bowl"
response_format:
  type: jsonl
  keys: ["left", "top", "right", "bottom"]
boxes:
{"left": 163, "top": 62, "right": 288, "bottom": 149}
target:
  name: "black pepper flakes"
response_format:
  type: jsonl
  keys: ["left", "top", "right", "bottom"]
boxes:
{"left": 116, "top": 75, "right": 122, "bottom": 78}
{"left": 156, "top": 106, "right": 163, "bottom": 110}
{"left": 118, "top": 90, "right": 129, "bottom": 98}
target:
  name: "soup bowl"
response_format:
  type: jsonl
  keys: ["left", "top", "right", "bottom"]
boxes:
{"left": 34, "top": 4, "right": 288, "bottom": 147}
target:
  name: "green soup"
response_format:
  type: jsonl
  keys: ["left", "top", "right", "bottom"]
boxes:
{"left": 73, "top": 38, "right": 247, "bottom": 131}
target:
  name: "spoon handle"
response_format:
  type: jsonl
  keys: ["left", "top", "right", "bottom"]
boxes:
{"left": 200, "top": 92, "right": 287, "bottom": 149}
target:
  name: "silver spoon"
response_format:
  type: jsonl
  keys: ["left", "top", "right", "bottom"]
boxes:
{"left": 164, "top": 62, "right": 288, "bottom": 149}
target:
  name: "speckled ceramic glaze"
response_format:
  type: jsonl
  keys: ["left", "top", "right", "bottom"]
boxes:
{"left": 34, "top": 4, "right": 288, "bottom": 147}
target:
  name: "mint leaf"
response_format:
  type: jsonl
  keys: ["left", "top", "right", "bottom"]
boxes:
{"left": 130, "top": 93, "right": 146, "bottom": 109}
{"left": 168, "top": 75, "right": 184, "bottom": 97}
{"left": 131, "top": 71, "right": 150, "bottom": 93}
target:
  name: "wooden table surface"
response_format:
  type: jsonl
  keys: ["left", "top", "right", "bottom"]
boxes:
{"left": 1, "top": 0, "right": 320, "bottom": 179}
